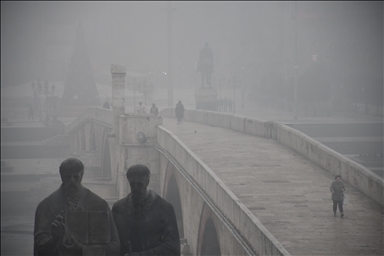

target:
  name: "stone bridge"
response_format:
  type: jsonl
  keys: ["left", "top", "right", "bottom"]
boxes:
{"left": 55, "top": 106, "right": 383, "bottom": 255}
{"left": 34, "top": 66, "right": 383, "bottom": 255}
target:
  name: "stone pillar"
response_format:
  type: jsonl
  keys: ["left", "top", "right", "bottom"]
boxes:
{"left": 111, "top": 64, "right": 126, "bottom": 139}
{"left": 117, "top": 114, "right": 163, "bottom": 199}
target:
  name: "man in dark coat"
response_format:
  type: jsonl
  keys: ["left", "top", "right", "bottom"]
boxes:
{"left": 150, "top": 103, "right": 158, "bottom": 116}
{"left": 175, "top": 100, "right": 184, "bottom": 124}
{"left": 329, "top": 175, "right": 346, "bottom": 217}
{"left": 103, "top": 100, "right": 111, "bottom": 109}
{"left": 112, "top": 164, "right": 180, "bottom": 256}
{"left": 34, "top": 158, "right": 120, "bottom": 255}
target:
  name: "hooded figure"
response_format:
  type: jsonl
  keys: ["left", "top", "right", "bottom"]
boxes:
{"left": 175, "top": 100, "right": 184, "bottom": 123}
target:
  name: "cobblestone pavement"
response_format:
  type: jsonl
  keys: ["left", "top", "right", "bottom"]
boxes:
{"left": 162, "top": 118, "right": 384, "bottom": 256}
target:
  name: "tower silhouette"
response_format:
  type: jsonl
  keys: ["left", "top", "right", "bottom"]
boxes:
{"left": 61, "top": 22, "right": 99, "bottom": 106}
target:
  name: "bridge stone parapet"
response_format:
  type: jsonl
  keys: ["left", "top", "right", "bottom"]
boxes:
{"left": 275, "top": 123, "right": 384, "bottom": 207}
{"left": 156, "top": 125, "right": 289, "bottom": 256}
{"left": 159, "top": 107, "right": 383, "bottom": 207}
{"left": 65, "top": 107, "right": 113, "bottom": 135}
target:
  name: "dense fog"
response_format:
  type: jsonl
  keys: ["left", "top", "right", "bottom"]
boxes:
{"left": 1, "top": 2, "right": 383, "bottom": 256}
{"left": 1, "top": 2, "right": 383, "bottom": 108}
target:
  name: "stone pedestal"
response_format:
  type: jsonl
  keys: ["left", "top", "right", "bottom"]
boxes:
{"left": 116, "top": 114, "right": 163, "bottom": 199}
{"left": 194, "top": 87, "right": 218, "bottom": 111}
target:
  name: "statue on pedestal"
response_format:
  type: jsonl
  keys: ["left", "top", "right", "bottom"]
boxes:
{"left": 196, "top": 42, "right": 214, "bottom": 88}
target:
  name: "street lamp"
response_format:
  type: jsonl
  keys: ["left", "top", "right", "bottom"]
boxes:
{"left": 50, "top": 84, "right": 57, "bottom": 120}
{"left": 233, "top": 76, "right": 238, "bottom": 114}
{"left": 31, "top": 82, "right": 38, "bottom": 112}
{"left": 132, "top": 77, "right": 137, "bottom": 112}
{"left": 239, "top": 79, "right": 244, "bottom": 108}
{"left": 293, "top": 1, "right": 298, "bottom": 119}
{"left": 219, "top": 77, "right": 225, "bottom": 98}
{"left": 143, "top": 79, "right": 148, "bottom": 105}
{"left": 43, "top": 80, "right": 50, "bottom": 126}
{"left": 37, "top": 80, "right": 43, "bottom": 122}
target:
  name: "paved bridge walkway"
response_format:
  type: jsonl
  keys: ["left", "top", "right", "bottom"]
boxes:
{"left": 162, "top": 118, "right": 383, "bottom": 256}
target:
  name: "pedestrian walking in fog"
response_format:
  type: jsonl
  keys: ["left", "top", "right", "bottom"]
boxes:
{"left": 330, "top": 175, "right": 346, "bottom": 217}
{"left": 175, "top": 100, "right": 184, "bottom": 124}
{"left": 150, "top": 103, "right": 159, "bottom": 116}
{"left": 135, "top": 101, "right": 147, "bottom": 114}
{"left": 103, "top": 100, "right": 110, "bottom": 109}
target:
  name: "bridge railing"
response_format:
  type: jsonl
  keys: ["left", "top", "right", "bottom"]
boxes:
{"left": 65, "top": 107, "right": 113, "bottom": 134}
{"left": 159, "top": 107, "right": 383, "bottom": 207}
{"left": 157, "top": 125, "right": 290, "bottom": 256}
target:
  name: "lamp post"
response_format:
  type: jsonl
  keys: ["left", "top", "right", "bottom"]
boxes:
{"left": 143, "top": 79, "right": 148, "bottom": 105}
{"left": 219, "top": 77, "right": 224, "bottom": 98}
{"left": 240, "top": 79, "right": 244, "bottom": 108}
{"left": 43, "top": 80, "right": 50, "bottom": 126}
{"left": 233, "top": 76, "right": 238, "bottom": 114}
{"left": 31, "top": 82, "right": 38, "bottom": 112}
{"left": 37, "top": 80, "right": 43, "bottom": 122}
{"left": 132, "top": 78, "right": 137, "bottom": 112}
{"left": 293, "top": 1, "right": 298, "bottom": 119}
{"left": 51, "top": 84, "right": 57, "bottom": 120}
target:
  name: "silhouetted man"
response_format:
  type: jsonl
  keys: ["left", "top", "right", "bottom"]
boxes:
{"left": 112, "top": 164, "right": 180, "bottom": 256}
{"left": 175, "top": 100, "right": 184, "bottom": 124}
{"left": 34, "top": 158, "right": 120, "bottom": 256}
{"left": 103, "top": 100, "right": 111, "bottom": 109}
{"left": 150, "top": 103, "right": 158, "bottom": 116}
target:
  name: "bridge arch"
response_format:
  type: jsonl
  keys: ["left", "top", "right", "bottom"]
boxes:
{"left": 197, "top": 203, "right": 221, "bottom": 256}
{"left": 163, "top": 162, "right": 184, "bottom": 239}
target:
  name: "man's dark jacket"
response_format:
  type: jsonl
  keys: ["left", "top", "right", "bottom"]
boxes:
{"left": 112, "top": 189, "right": 180, "bottom": 256}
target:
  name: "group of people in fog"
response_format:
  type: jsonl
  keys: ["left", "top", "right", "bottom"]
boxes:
{"left": 217, "top": 97, "right": 233, "bottom": 112}
{"left": 102, "top": 99, "right": 183, "bottom": 124}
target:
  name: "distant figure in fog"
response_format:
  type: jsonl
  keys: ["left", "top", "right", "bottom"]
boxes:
{"left": 196, "top": 42, "right": 214, "bottom": 87}
{"left": 135, "top": 102, "right": 147, "bottom": 114}
{"left": 150, "top": 103, "right": 159, "bottom": 116}
{"left": 28, "top": 105, "right": 35, "bottom": 121}
{"left": 175, "top": 100, "right": 184, "bottom": 124}
{"left": 103, "top": 100, "right": 110, "bottom": 109}
{"left": 330, "top": 175, "right": 346, "bottom": 217}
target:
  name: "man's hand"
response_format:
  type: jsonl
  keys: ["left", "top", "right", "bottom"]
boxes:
{"left": 51, "top": 214, "right": 65, "bottom": 242}
{"left": 61, "top": 233, "right": 83, "bottom": 253}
